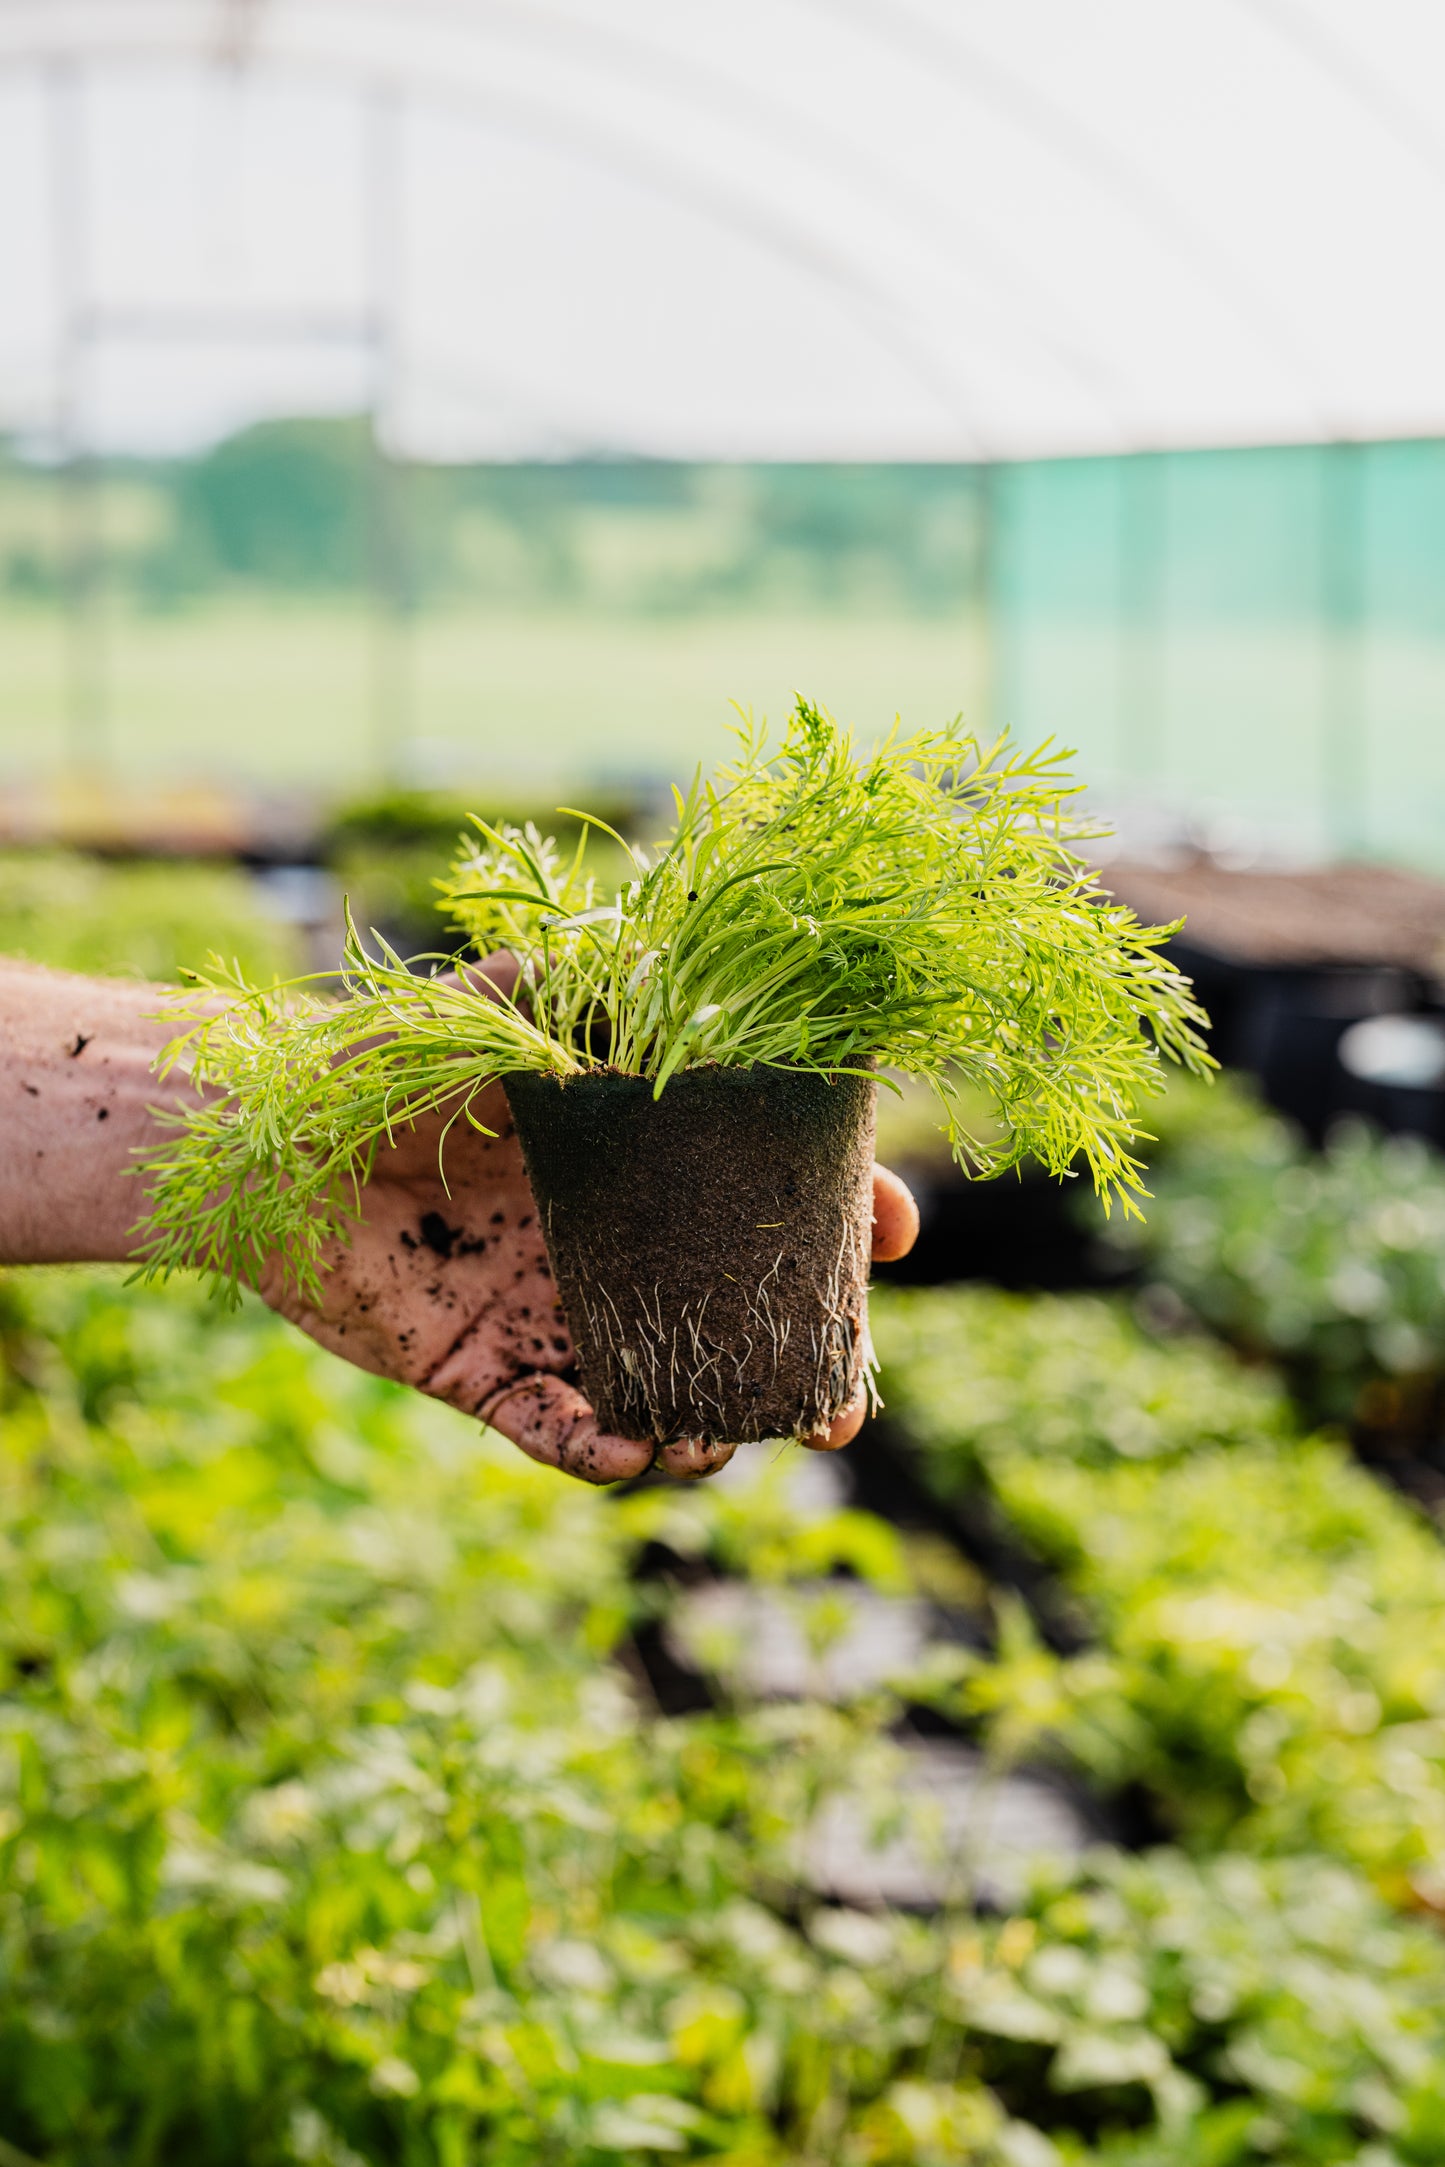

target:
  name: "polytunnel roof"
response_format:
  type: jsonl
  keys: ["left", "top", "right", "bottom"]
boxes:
{"left": 3, "top": 0, "right": 1445, "bottom": 460}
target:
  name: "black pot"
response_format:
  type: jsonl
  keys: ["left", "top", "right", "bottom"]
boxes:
{"left": 503, "top": 1064, "right": 876, "bottom": 1447}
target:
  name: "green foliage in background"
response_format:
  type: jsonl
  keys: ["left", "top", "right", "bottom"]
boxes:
{"left": 174, "top": 418, "right": 372, "bottom": 589}
{"left": 1108, "top": 1067, "right": 1284, "bottom": 1173}
{"left": 877, "top": 1286, "right": 1445, "bottom": 1896}
{"left": 872, "top": 1288, "right": 1290, "bottom": 1493}
{"left": 8, "top": 853, "right": 1445, "bottom": 2155}
{"left": 7, "top": 1268, "right": 1445, "bottom": 2165}
{"left": 0, "top": 851, "right": 302, "bottom": 984}
{"left": 872, "top": 1056, "right": 1269, "bottom": 1208}
{"left": 1, "top": 428, "right": 984, "bottom": 618}
{"left": 960, "top": 1850, "right": 1445, "bottom": 2166}
{"left": 1095, "top": 1096, "right": 1445, "bottom": 1433}
{"left": 323, "top": 788, "right": 636, "bottom": 957}
{"left": 0, "top": 1267, "right": 1026, "bottom": 2167}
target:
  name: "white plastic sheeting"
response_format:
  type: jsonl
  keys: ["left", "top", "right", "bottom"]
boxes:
{"left": 2, "top": 0, "right": 1445, "bottom": 458}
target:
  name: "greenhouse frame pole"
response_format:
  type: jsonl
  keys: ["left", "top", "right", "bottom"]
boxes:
{"left": 1319, "top": 440, "right": 1367, "bottom": 860}
{"left": 974, "top": 461, "right": 999, "bottom": 735}
{"left": 364, "top": 84, "right": 411, "bottom": 786}
{"left": 49, "top": 57, "right": 106, "bottom": 779}
{"left": 1119, "top": 450, "right": 1168, "bottom": 793}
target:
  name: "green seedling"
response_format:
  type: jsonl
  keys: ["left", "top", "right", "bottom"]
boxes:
{"left": 137, "top": 699, "right": 1210, "bottom": 1305}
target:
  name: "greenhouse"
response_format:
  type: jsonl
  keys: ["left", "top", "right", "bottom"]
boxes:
{"left": 4, "top": 5, "right": 1445, "bottom": 2162}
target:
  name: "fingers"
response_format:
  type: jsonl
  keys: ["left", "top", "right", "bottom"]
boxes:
{"left": 799, "top": 1166, "right": 916, "bottom": 1457}
{"left": 871, "top": 1163, "right": 920, "bottom": 1263}
{"left": 482, "top": 1374, "right": 653, "bottom": 1485}
{"left": 804, "top": 1385, "right": 867, "bottom": 1454}
{"left": 654, "top": 1435, "right": 739, "bottom": 1480}
{"left": 484, "top": 1375, "right": 736, "bottom": 1485}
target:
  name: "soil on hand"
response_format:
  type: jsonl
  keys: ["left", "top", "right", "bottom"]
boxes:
{"left": 503, "top": 1065, "right": 876, "bottom": 1449}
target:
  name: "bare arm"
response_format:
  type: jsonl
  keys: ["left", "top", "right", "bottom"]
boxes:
{"left": 0, "top": 960, "right": 185, "bottom": 1265}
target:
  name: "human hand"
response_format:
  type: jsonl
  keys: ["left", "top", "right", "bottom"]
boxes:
{"left": 0, "top": 956, "right": 915, "bottom": 1482}
{"left": 257, "top": 960, "right": 918, "bottom": 1483}
{"left": 258, "top": 1079, "right": 918, "bottom": 1484}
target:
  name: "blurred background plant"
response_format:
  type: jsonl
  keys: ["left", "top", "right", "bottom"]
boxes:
{"left": 11, "top": 1257, "right": 1445, "bottom": 2165}
{"left": 4, "top": 783, "right": 1445, "bottom": 2162}
{"left": 0, "top": 849, "right": 303, "bottom": 982}
{"left": 1093, "top": 1088, "right": 1445, "bottom": 1453}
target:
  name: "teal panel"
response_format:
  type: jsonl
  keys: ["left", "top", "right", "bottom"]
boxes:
{"left": 992, "top": 440, "right": 1445, "bottom": 870}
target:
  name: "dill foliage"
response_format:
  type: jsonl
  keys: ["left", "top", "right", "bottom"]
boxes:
{"left": 138, "top": 701, "right": 1210, "bottom": 1300}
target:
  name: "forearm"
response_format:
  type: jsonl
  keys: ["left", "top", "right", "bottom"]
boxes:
{"left": 0, "top": 962, "right": 192, "bottom": 1265}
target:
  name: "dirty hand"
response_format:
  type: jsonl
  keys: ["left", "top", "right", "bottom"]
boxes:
{"left": 1, "top": 956, "right": 918, "bottom": 1486}
{"left": 259, "top": 1081, "right": 920, "bottom": 1488}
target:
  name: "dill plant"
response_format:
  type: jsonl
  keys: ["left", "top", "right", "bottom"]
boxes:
{"left": 138, "top": 700, "right": 1210, "bottom": 1299}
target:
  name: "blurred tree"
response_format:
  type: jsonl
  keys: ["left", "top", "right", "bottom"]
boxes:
{"left": 0, "top": 424, "right": 982, "bottom": 613}
{"left": 176, "top": 416, "right": 370, "bottom": 586}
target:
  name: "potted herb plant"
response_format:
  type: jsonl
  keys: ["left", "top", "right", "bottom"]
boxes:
{"left": 139, "top": 701, "right": 1209, "bottom": 1449}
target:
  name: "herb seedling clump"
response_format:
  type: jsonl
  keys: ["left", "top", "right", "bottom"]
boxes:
{"left": 140, "top": 701, "right": 1209, "bottom": 1445}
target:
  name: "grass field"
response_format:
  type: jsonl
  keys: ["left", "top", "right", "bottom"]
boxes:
{"left": 3, "top": 594, "right": 1443, "bottom": 868}
{"left": 0, "top": 599, "right": 985, "bottom": 797}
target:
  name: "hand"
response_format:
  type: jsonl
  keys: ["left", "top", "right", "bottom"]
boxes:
{"left": 258, "top": 1078, "right": 919, "bottom": 1488}
{"left": 0, "top": 957, "right": 917, "bottom": 1483}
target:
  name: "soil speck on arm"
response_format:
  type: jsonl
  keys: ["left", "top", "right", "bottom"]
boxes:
{"left": 68, "top": 1034, "right": 91, "bottom": 1058}
{"left": 418, "top": 1211, "right": 461, "bottom": 1258}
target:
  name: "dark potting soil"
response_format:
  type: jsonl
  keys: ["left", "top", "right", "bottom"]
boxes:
{"left": 503, "top": 1064, "right": 876, "bottom": 1449}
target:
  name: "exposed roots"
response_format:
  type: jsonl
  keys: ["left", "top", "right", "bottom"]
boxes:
{"left": 568, "top": 1213, "right": 872, "bottom": 1446}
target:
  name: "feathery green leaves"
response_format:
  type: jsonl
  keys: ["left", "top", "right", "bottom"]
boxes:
{"left": 136, "top": 700, "right": 1211, "bottom": 1299}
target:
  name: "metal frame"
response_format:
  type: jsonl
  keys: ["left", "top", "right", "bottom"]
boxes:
{"left": 13, "top": 23, "right": 1008, "bottom": 778}
{"left": 1, "top": 5, "right": 1380, "bottom": 829}
{"left": 36, "top": 52, "right": 413, "bottom": 778}
{"left": 1320, "top": 440, "right": 1367, "bottom": 856}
